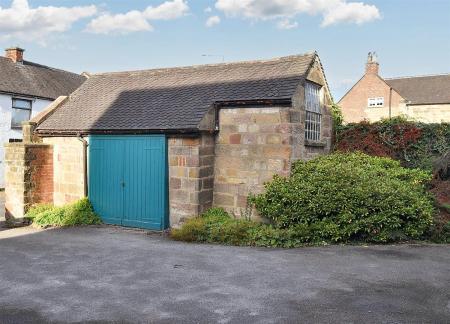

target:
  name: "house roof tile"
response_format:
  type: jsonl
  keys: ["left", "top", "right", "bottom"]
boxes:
{"left": 385, "top": 74, "right": 450, "bottom": 105}
{"left": 36, "top": 53, "right": 317, "bottom": 133}
{"left": 0, "top": 57, "right": 86, "bottom": 100}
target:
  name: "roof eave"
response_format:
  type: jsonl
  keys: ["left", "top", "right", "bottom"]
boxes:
{"left": 215, "top": 98, "right": 292, "bottom": 107}
{"left": 0, "top": 89, "right": 56, "bottom": 101}
{"left": 406, "top": 101, "right": 450, "bottom": 106}
{"left": 35, "top": 127, "right": 204, "bottom": 137}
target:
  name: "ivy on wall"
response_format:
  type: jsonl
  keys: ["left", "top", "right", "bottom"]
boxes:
{"left": 335, "top": 117, "right": 450, "bottom": 174}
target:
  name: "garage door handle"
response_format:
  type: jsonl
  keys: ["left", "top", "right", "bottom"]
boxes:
{"left": 121, "top": 181, "right": 125, "bottom": 188}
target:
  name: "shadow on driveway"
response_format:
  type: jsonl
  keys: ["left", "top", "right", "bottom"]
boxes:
{"left": 0, "top": 226, "right": 449, "bottom": 323}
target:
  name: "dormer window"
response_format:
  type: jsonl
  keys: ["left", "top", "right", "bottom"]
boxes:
{"left": 368, "top": 97, "right": 384, "bottom": 107}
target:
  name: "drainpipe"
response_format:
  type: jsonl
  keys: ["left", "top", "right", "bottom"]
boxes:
{"left": 389, "top": 87, "right": 393, "bottom": 119}
{"left": 77, "top": 134, "right": 89, "bottom": 197}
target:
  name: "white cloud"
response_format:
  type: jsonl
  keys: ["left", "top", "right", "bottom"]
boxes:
{"left": 87, "top": 0, "right": 189, "bottom": 35}
{"left": 86, "top": 11, "right": 153, "bottom": 35}
{"left": 321, "top": 1, "right": 380, "bottom": 26}
{"left": 0, "top": 0, "right": 97, "bottom": 42}
{"left": 206, "top": 15, "right": 221, "bottom": 27}
{"left": 204, "top": 7, "right": 213, "bottom": 13}
{"left": 215, "top": 0, "right": 380, "bottom": 28}
{"left": 144, "top": 0, "right": 189, "bottom": 20}
{"left": 277, "top": 18, "right": 298, "bottom": 30}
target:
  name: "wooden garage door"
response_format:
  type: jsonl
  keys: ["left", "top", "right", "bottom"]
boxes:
{"left": 88, "top": 135, "right": 168, "bottom": 230}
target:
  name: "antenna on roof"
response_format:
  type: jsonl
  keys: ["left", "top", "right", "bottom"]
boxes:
{"left": 367, "top": 51, "right": 378, "bottom": 63}
{"left": 202, "top": 54, "right": 225, "bottom": 62}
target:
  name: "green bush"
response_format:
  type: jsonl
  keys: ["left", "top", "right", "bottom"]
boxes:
{"left": 26, "top": 198, "right": 102, "bottom": 228}
{"left": 441, "top": 221, "right": 450, "bottom": 243}
{"left": 172, "top": 208, "right": 347, "bottom": 248}
{"left": 251, "top": 152, "right": 435, "bottom": 242}
{"left": 171, "top": 208, "right": 255, "bottom": 246}
{"left": 331, "top": 103, "right": 344, "bottom": 129}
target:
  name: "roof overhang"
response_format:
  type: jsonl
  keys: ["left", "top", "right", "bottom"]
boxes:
{"left": 36, "top": 97, "right": 293, "bottom": 137}
{"left": 0, "top": 90, "right": 55, "bottom": 101}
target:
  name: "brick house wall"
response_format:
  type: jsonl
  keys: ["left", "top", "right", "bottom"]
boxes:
{"left": 338, "top": 56, "right": 450, "bottom": 123}
{"left": 339, "top": 63, "right": 406, "bottom": 123}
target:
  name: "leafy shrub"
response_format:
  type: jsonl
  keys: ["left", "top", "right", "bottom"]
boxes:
{"left": 336, "top": 118, "right": 450, "bottom": 172}
{"left": 428, "top": 221, "right": 450, "bottom": 243}
{"left": 172, "top": 208, "right": 307, "bottom": 248}
{"left": 26, "top": 198, "right": 102, "bottom": 228}
{"left": 172, "top": 208, "right": 255, "bottom": 245}
{"left": 441, "top": 221, "right": 450, "bottom": 243}
{"left": 331, "top": 103, "right": 344, "bottom": 129}
{"left": 251, "top": 152, "right": 435, "bottom": 242}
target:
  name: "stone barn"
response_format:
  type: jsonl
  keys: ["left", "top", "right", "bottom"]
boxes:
{"left": 4, "top": 52, "right": 333, "bottom": 229}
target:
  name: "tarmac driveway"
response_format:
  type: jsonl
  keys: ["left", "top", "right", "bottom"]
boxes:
{"left": 0, "top": 190, "right": 5, "bottom": 220}
{"left": 0, "top": 226, "right": 448, "bottom": 324}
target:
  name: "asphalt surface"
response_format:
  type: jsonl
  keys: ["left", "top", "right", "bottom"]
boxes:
{"left": 0, "top": 226, "right": 448, "bottom": 324}
{"left": 0, "top": 190, "right": 5, "bottom": 220}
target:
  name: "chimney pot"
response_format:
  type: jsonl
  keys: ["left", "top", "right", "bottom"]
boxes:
{"left": 5, "top": 47, "right": 25, "bottom": 63}
{"left": 365, "top": 51, "right": 379, "bottom": 75}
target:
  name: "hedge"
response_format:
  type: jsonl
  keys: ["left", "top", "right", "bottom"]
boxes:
{"left": 335, "top": 117, "right": 450, "bottom": 173}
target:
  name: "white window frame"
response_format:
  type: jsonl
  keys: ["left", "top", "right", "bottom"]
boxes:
{"left": 305, "top": 82, "right": 322, "bottom": 142}
{"left": 11, "top": 98, "right": 32, "bottom": 129}
{"left": 368, "top": 97, "right": 384, "bottom": 108}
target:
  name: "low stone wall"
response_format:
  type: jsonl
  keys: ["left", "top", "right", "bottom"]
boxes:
{"left": 406, "top": 103, "right": 450, "bottom": 123}
{"left": 4, "top": 143, "right": 53, "bottom": 220}
{"left": 168, "top": 134, "right": 215, "bottom": 226}
{"left": 42, "top": 137, "right": 85, "bottom": 206}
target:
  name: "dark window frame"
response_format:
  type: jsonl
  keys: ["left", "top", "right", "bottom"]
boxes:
{"left": 11, "top": 97, "right": 32, "bottom": 129}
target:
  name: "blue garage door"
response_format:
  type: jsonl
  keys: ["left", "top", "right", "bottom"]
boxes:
{"left": 88, "top": 135, "right": 168, "bottom": 230}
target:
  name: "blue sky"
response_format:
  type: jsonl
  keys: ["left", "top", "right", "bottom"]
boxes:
{"left": 0, "top": 0, "right": 449, "bottom": 100}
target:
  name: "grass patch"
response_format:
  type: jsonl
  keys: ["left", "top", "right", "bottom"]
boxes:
{"left": 171, "top": 208, "right": 325, "bottom": 248}
{"left": 26, "top": 198, "right": 102, "bottom": 228}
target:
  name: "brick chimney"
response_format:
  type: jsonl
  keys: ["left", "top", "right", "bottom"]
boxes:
{"left": 5, "top": 47, "right": 25, "bottom": 63}
{"left": 365, "top": 51, "right": 379, "bottom": 75}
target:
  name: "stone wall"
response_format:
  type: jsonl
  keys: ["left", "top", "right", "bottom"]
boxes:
{"left": 213, "top": 93, "right": 332, "bottom": 217}
{"left": 168, "top": 134, "right": 215, "bottom": 226}
{"left": 0, "top": 94, "right": 52, "bottom": 188}
{"left": 213, "top": 107, "right": 293, "bottom": 216}
{"left": 4, "top": 143, "right": 53, "bottom": 220}
{"left": 406, "top": 103, "right": 450, "bottom": 123}
{"left": 42, "top": 137, "right": 85, "bottom": 206}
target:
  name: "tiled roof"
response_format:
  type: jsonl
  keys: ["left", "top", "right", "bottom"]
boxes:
{"left": 37, "top": 53, "right": 317, "bottom": 132}
{"left": 0, "top": 57, "right": 86, "bottom": 100}
{"left": 385, "top": 74, "right": 450, "bottom": 105}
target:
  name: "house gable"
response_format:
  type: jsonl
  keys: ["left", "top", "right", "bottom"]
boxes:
{"left": 338, "top": 73, "right": 405, "bottom": 123}
{"left": 305, "top": 55, "right": 333, "bottom": 106}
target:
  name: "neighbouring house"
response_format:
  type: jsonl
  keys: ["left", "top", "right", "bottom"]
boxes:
{"left": 0, "top": 47, "right": 86, "bottom": 188}
{"left": 4, "top": 52, "right": 333, "bottom": 230}
{"left": 338, "top": 52, "right": 450, "bottom": 123}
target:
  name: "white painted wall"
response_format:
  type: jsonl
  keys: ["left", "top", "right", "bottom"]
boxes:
{"left": 0, "top": 94, "right": 52, "bottom": 188}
